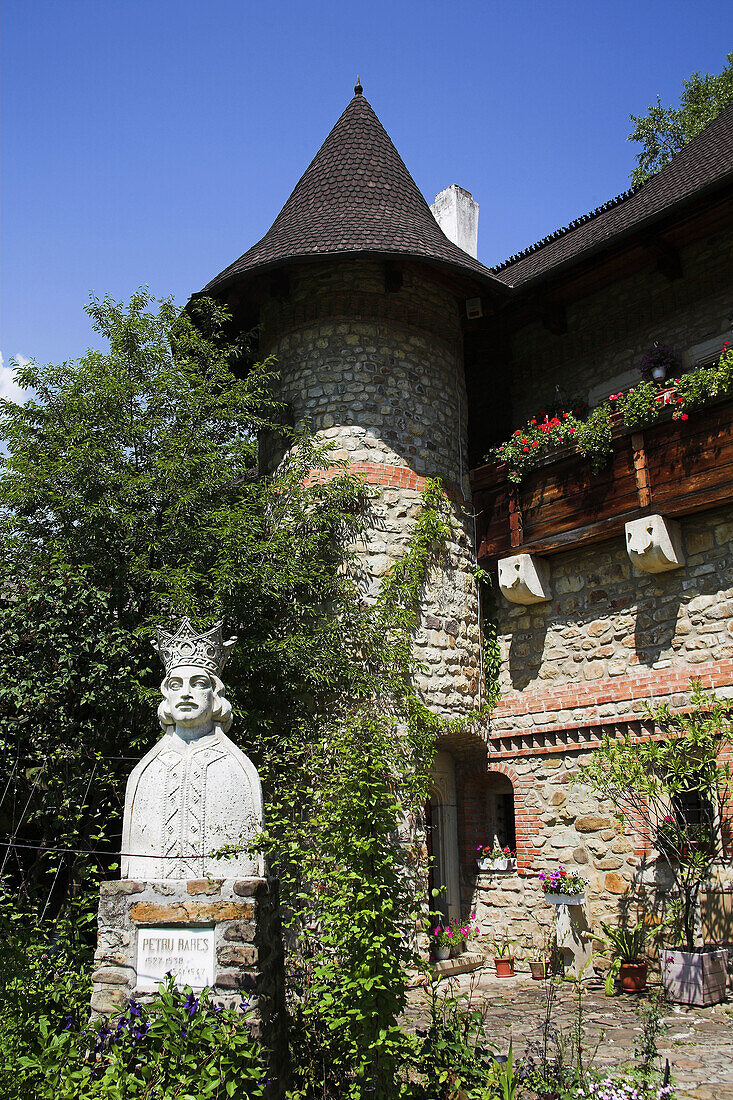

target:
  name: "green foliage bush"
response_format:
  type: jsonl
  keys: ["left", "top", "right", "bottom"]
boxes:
{"left": 411, "top": 979, "right": 501, "bottom": 1099}
{"left": 0, "top": 891, "right": 92, "bottom": 1100}
{"left": 19, "top": 979, "right": 265, "bottom": 1099}
{"left": 582, "top": 680, "right": 733, "bottom": 951}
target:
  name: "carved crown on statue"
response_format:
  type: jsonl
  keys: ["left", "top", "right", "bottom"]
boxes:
{"left": 153, "top": 617, "right": 238, "bottom": 678}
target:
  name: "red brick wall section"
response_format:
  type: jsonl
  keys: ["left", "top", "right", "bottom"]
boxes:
{"left": 304, "top": 461, "right": 462, "bottom": 501}
{"left": 492, "top": 659, "right": 733, "bottom": 723}
{"left": 457, "top": 762, "right": 539, "bottom": 874}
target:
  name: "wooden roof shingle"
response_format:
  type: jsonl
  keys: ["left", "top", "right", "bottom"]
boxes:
{"left": 198, "top": 87, "right": 506, "bottom": 298}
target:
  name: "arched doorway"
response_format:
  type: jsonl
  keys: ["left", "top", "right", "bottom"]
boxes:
{"left": 427, "top": 751, "right": 461, "bottom": 922}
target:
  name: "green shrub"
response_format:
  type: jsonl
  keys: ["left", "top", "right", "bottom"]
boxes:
{"left": 23, "top": 979, "right": 266, "bottom": 1100}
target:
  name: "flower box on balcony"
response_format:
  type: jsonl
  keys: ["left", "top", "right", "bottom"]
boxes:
{"left": 473, "top": 396, "right": 733, "bottom": 565}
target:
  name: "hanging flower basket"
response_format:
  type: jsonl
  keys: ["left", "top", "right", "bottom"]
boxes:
{"left": 544, "top": 892, "right": 585, "bottom": 906}
{"left": 538, "top": 866, "right": 587, "bottom": 906}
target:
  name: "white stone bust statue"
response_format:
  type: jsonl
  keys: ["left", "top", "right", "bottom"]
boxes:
{"left": 121, "top": 617, "right": 264, "bottom": 880}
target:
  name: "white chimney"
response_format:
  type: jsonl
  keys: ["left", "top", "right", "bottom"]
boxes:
{"left": 430, "top": 184, "right": 479, "bottom": 258}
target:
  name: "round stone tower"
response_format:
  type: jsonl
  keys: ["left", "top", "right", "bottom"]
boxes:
{"left": 195, "top": 85, "right": 507, "bottom": 718}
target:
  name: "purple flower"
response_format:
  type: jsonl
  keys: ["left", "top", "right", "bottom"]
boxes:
{"left": 183, "top": 993, "right": 198, "bottom": 1018}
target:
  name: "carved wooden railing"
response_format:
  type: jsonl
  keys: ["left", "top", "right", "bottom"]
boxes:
{"left": 471, "top": 396, "right": 733, "bottom": 563}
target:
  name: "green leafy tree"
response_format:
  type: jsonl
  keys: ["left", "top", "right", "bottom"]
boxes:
{"left": 0, "top": 290, "right": 373, "bottom": 892}
{"left": 0, "top": 290, "right": 381, "bottom": 1096}
{"left": 582, "top": 682, "right": 733, "bottom": 950}
{"left": 628, "top": 51, "right": 733, "bottom": 185}
{"left": 0, "top": 292, "right": 489, "bottom": 1098}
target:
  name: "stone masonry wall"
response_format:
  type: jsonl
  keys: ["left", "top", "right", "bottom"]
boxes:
{"left": 259, "top": 260, "right": 468, "bottom": 485}
{"left": 461, "top": 747, "right": 673, "bottom": 957}
{"left": 259, "top": 261, "right": 483, "bottom": 716}
{"left": 509, "top": 226, "right": 733, "bottom": 424}
{"left": 493, "top": 504, "right": 733, "bottom": 707}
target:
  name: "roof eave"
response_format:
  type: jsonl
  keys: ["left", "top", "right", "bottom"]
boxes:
{"left": 503, "top": 169, "right": 733, "bottom": 292}
{"left": 193, "top": 247, "right": 512, "bottom": 303}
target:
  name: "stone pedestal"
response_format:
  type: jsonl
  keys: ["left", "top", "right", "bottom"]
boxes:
{"left": 92, "top": 877, "right": 285, "bottom": 1052}
{"left": 555, "top": 899, "right": 593, "bottom": 978}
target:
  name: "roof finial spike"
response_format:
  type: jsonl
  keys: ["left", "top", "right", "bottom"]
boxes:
{"left": 354, "top": 75, "right": 363, "bottom": 96}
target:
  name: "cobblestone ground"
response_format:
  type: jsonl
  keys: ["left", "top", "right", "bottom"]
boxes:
{"left": 405, "top": 969, "right": 733, "bottom": 1099}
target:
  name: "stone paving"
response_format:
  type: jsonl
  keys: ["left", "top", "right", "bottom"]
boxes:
{"left": 406, "top": 967, "right": 733, "bottom": 1099}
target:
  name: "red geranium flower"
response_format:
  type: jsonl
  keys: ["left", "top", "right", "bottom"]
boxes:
{"left": 681, "top": 413, "right": 689, "bottom": 420}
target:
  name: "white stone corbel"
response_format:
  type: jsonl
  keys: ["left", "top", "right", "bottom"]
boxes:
{"left": 498, "top": 553, "right": 551, "bottom": 605}
{"left": 625, "top": 514, "right": 685, "bottom": 573}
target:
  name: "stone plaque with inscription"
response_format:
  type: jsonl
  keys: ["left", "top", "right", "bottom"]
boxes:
{"left": 136, "top": 925, "right": 215, "bottom": 991}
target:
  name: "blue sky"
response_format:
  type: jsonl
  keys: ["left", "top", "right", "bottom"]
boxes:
{"left": 2, "top": 0, "right": 730, "bottom": 394}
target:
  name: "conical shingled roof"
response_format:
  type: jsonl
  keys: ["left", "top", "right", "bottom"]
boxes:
{"left": 198, "top": 88, "right": 506, "bottom": 298}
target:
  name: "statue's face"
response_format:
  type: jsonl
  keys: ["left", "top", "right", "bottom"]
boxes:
{"left": 164, "top": 665, "right": 215, "bottom": 728}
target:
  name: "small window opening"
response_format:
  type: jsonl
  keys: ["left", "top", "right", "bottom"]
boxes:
{"left": 486, "top": 773, "right": 516, "bottom": 852}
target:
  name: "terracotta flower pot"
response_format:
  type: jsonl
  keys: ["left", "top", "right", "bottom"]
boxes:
{"left": 529, "top": 959, "right": 548, "bottom": 980}
{"left": 494, "top": 956, "right": 515, "bottom": 977}
{"left": 619, "top": 960, "right": 648, "bottom": 993}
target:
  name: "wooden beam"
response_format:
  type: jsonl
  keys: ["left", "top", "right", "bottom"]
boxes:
{"left": 479, "top": 478, "right": 733, "bottom": 562}
{"left": 538, "top": 297, "right": 567, "bottom": 335}
{"left": 508, "top": 485, "right": 523, "bottom": 548}
{"left": 643, "top": 236, "right": 683, "bottom": 281}
{"left": 384, "top": 262, "right": 403, "bottom": 293}
{"left": 631, "top": 432, "right": 653, "bottom": 509}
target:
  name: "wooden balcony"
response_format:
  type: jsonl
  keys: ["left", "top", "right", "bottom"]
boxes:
{"left": 471, "top": 397, "right": 733, "bottom": 564}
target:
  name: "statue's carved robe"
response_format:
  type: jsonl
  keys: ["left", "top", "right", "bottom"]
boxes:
{"left": 121, "top": 727, "right": 264, "bottom": 880}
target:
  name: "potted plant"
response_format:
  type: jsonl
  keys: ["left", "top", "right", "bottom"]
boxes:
{"left": 492, "top": 933, "right": 516, "bottom": 977}
{"left": 432, "top": 923, "right": 454, "bottom": 962}
{"left": 598, "top": 922, "right": 650, "bottom": 994}
{"left": 528, "top": 952, "right": 549, "bottom": 981}
{"left": 538, "top": 866, "right": 587, "bottom": 905}
{"left": 449, "top": 916, "right": 469, "bottom": 955}
{"left": 476, "top": 844, "right": 515, "bottom": 871}
{"left": 583, "top": 680, "right": 733, "bottom": 1006}
{"left": 526, "top": 928, "right": 555, "bottom": 979}
{"left": 501, "top": 846, "right": 516, "bottom": 870}
{"left": 639, "top": 342, "right": 680, "bottom": 383}
{"left": 476, "top": 844, "right": 495, "bottom": 871}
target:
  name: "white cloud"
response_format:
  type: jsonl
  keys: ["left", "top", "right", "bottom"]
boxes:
{"left": 0, "top": 353, "right": 30, "bottom": 404}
